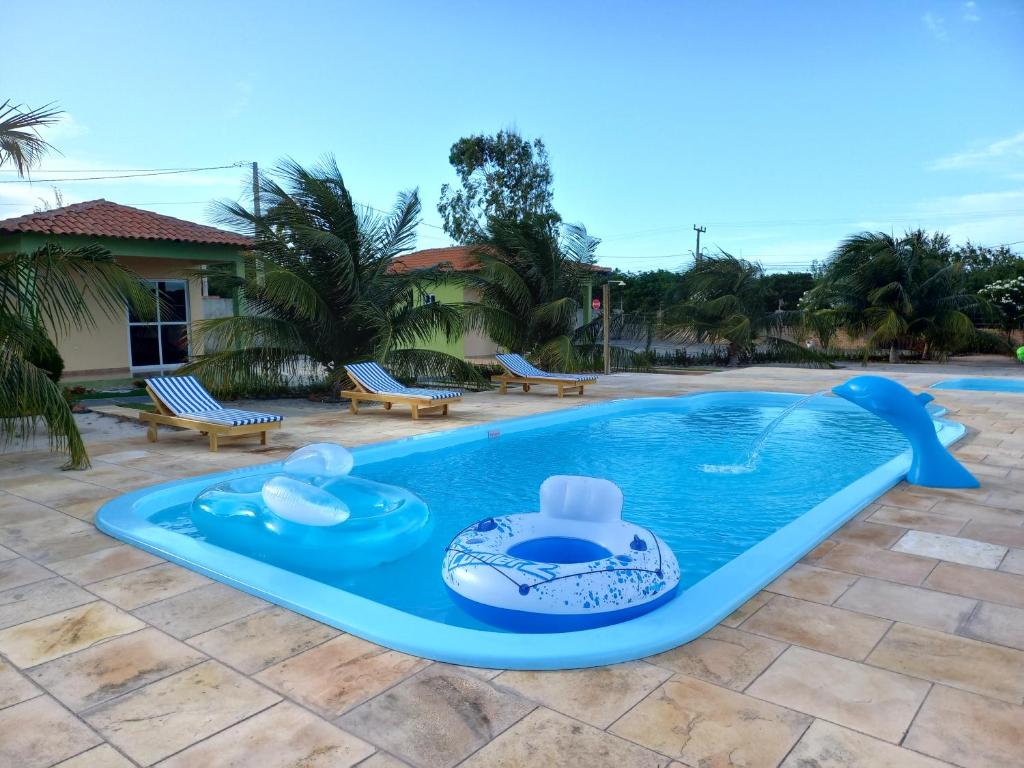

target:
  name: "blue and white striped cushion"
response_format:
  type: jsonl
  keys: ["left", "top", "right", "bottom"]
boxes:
{"left": 179, "top": 408, "right": 283, "bottom": 426}
{"left": 345, "top": 362, "right": 462, "bottom": 400}
{"left": 148, "top": 375, "right": 222, "bottom": 415}
{"left": 495, "top": 354, "right": 598, "bottom": 382}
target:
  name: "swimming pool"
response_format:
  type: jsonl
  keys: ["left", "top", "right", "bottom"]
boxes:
{"left": 97, "top": 391, "right": 965, "bottom": 669}
{"left": 932, "top": 377, "right": 1024, "bottom": 393}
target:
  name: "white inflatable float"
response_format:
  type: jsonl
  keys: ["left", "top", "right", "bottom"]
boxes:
{"left": 442, "top": 475, "right": 680, "bottom": 631}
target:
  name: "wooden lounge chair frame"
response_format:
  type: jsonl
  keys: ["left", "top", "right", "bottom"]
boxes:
{"left": 342, "top": 365, "right": 462, "bottom": 420}
{"left": 491, "top": 355, "right": 596, "bottom": 398}
{"left": 140, "top": 384, "right": 281, "bottom": 452}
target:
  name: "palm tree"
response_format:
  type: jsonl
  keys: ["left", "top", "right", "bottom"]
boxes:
{"left": 662, "top": 253, "right": 830, "bottom": 366}
{"left": 181, "top": 157, "right": 481, "bottom": 394}
{"left": 807, "top": 230, "right": 983, "bottom": 362}
{"left": 0, "top": 100, "right": 62, "bottom": 176}
{"left": 0, "top": 245, "right": 153, "bottom": 468}
{"left": 459, "top": 215, "right": 640, "bottom": 371}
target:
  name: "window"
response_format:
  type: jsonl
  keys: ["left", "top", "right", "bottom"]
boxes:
{"left": 421, "top": 293, "right": 437, "bottom": 305}
{"left": 128, "top": 280, "right": 190, "bottom": 371}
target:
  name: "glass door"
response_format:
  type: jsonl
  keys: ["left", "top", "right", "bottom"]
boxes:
{"left": 128, "top": 280, "right": 190, "bottom": 372}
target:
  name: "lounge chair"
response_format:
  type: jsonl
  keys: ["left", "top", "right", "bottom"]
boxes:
{"left": 342, "top": 362, "right": 462, "bottom": 420}
{"left": 492, "top": 353, "right": 598, "bottom": 398}
{"left": 141, "top": 375, "right": 283, "bottom": 451}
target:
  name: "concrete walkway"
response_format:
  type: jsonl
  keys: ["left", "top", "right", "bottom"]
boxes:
{"left": 0, "top": 367, "right": 1022, "bottom": 767}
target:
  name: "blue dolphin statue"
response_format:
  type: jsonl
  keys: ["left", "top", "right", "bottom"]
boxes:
{"left": 832, "top": 375, "right": 978, "bottom": 489}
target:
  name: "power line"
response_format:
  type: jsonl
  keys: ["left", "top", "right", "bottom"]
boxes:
{"left": 0, "top": 164, "right": 247, "bottom": 184}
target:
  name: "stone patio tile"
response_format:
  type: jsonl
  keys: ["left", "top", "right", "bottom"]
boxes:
{"left": 84, "top": 659, "right": 280, "bottom": 766}
{"left": 466, "top": 707, "right": 668, "bottom": 768}
{"left": 49, "top": 544, "right": 163, "bottom": 585}
{"left": 867, "top": 505, "right": 968, "bottom": 535}
{"left": 0, "top": 556, "right": 51, "bottom": 591}
{"left": 925, "top": 562, "right": 1024, "bottom": 608}
{"left": 893, "top": 530, "right": 1007, "bottom": 568}
{"left": 645, "top": 625, "right": 786, "bottom": 691}
{"left": 999, "top": 547, "right": 1024, "bottom": 575}
{"left": 339, "top": 666, "right": 534, "bottom": 768}
{"left": 780, "top": 719, "right": 950, "bottom": 768}
{"left": 0, "top": 543, "right": 15, "bottom": 561}
{"left": 54, "top": 744, "right": 135, "bottom": 768}
{"left": 879, "top": 488, "right": 937, "bottom": 511}
{"left": 765, "top": 562, "right": 857, "bottom": 604}
{"left": 158, "top": 701, "right": 374, "bottom": 768}
{"left": 133, "top": 582, "right": 267, "bottom": 639}
{"left": 831, "top": 520, "right": 906, "bottom": 547}
{"left": 186, "top": 605, "right": 339, "bottom": 673}
{"left": 0, "top": 695, "right": 102, "bottom": 768}
{"left": 930, "top": 499, "right": 1023, "bottom": 526}
{"left": 0, "top": 601, "right": 144, "bottom": 668}
{"left": 74, "top": 464, "right": 167, "bottom": 491}
{"left": 0, "top": 514, "right": 120, "bottom": 565}
{"left": 256, "top": 634, "right": 429, "bottom": 718}
{"left": 1, "top": 474, "right": 114, "bottom": 507}
{"left": 494, "top": 661, "right": 668, "bottom": 728}
{"left": 88, "top": 562, "right": 212, "bottom": 610}
{"left": 747, "top": 646, "right": 929, "bottom": 742}
{"left": 0, "top": 656, "right": 39, "bottom": 708}
{"left": 719, "top": 590, "right": 772, "bottom": 627}
{"left": 962, "top": 601, "right": 1024, "bottom": 651}
{"left": 740, "top": 594, "right": 891, "bottom": 660}
{"left": 816, "top": 541, "right": 937, "bottom": 585}
{"left": 959, "top": 521, "right": 1024, "bottom": 549}
{"left": 905, "top": 685, "right": 1024, "bottom": 768}
{"left": 800, "top": 538, "right": 838, "bottom": 564}
{"left": 357, "top": 753, "right": 413, "bottom": 768}
{"left": 834, "top": 576, "right": 976, "bottom": 633}
{"left": 57, "top": 497, "right": 114, "bottom": 522}
{"left": 0, "top": 576, "right": 95, "bottom": 629}
{"left": 610, "top": 674, "right": 809, "bottom": 767}
{"left": 28, "top": 627, "right": 207, "bottom": 711}
{"left": 867, "top": 622, "right": 1024, "bottom": 703}
{"left": 0, "top": 494, "right": 58, "bottom": 524}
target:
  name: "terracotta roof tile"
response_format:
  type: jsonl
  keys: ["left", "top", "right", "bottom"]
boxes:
{"left": 0, "top": 199, "right": 252, "bottom": 247}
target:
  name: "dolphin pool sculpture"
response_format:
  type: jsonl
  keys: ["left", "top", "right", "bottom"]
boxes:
{"left": 832, "top": 375, "right": 978, "bottom": 489}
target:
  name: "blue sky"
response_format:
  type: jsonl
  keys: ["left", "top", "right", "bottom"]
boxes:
{"left": 3, "top": 0, "right": 1022, "bottom": 272}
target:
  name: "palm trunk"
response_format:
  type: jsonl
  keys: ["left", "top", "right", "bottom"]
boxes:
{"left": 888, "top": 343, "right": 899, "bottom": 363}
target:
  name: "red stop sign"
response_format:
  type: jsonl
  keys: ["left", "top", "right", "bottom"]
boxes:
{"left": 592, "top": 297, "right": 601, "bottom": 310}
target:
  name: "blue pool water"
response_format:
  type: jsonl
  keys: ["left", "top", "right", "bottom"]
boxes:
{"left": 97, "top": 392, "right": 966, "bottom": 668}
{"left": 932, "top": 377, "right": 1024, "bottom": 393}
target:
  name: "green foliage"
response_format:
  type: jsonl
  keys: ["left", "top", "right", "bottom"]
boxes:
{"left": 438, "top": 130, "right": 560, "bottom": 244}
{"left": 762, "top": 272, "right": 815, "bottom": 310}
{"left": 806, "top": 230, "right": 984, "bottom": 362}
{"left": 662, "top": 253, "right": 831, "bottom": 367}
{"left": 459, "top": 215, "right": 641, "bottom": 372}
{"left": 978, "top": 276, "right": 1024, "bottom": 340}
{"left": 182, "top": 157, "right": 483, "bottom": 396}
{"left": 0, "top": 100, "right": 62, "bottom": 177}
{"left": 25, "top": 334, "right": 64, "bottom": 383}
{"left": 611, "top": 269, "right": 682, "bottom": 314}
{"left": 956, "top": 243, "right": 1024, "bottom": 291}
{"left": 0, "top": 245, "right": 154, "bottom": 469}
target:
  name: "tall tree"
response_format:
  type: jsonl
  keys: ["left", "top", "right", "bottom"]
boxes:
{"left": 0, "top": 100, "right": 61, "bottom": 176}
{"left": 438, "top": 130, "right": 560, "bottom": 243}
{"left": 183, "top": 157, "right": 481, "bottom": 394}
{"left": 663, "top": 253, "right": 829, "bottom": 366}
{"left": 806, "top": 230, "right": 984, "bottom": 362}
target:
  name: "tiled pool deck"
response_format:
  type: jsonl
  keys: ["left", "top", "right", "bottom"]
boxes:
{"left": 1, "top": 367, "right": 1023, "bottom": 767}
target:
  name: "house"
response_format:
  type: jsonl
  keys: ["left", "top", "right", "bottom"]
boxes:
{"left": 390, "top": 246, "right": 612, "bottom": 362}
{"left": 0, "top": 199, "right": 251, "bottom": 378}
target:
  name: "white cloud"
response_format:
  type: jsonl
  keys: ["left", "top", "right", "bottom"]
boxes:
{"left": 929, "top": 130, "right": 1024, "bottom": 172}
{"left": 963, "top": 1, "right": 981, "bottom": 22}
{"left": 922, "top": 11, "right": 948, "bottom": 39}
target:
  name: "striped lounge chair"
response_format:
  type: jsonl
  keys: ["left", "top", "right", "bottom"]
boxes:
{"left": 141, "top": 375, "right": 283, "bottom": 451}
{"left": 493, "top": 353, "right": 598, "bottom": 398}
{"left": 343, "top": 362, "right": 462, "bottom": 420}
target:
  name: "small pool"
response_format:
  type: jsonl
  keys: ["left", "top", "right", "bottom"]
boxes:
{"left": 932, "top": 377, "right": 1024, "bottom": 393}
{"left": 97, "top": 392, "right": 965, "bottom": 669}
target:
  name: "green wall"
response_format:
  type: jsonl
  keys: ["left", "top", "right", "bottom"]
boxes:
{"left": 411, "top": 281, "right": 465, "bottom": 357}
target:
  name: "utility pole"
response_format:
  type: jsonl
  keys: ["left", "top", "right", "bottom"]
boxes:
{"left": 603, "top": 282, "right": 611, "bottom": 375}
{"left": 693, "top": 225, "right": 706, "bottom": 266}
{"left": 251, "top": 162, "right": 261, "bottom": 220}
